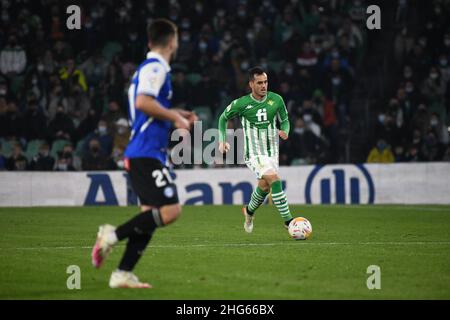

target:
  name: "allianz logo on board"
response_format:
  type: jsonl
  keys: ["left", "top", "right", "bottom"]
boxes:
{"left": 305, "top": 165, "right": 375, "bottom": 204}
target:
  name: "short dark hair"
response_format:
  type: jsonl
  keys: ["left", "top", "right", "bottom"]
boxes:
{"left": 248, "top": 66, "right": 266, "bottom": 82}
{"left": 147, "top": 18, "right": 177, "bottom": 47}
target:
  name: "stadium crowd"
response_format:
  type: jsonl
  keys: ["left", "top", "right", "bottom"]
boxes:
{"left": 0, "top": 0, "right": 447, "bottom": 172}
{"left": 367, "top": 1, "right": 450, "bottom": 163}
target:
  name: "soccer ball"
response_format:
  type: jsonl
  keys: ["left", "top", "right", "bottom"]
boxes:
{"left": 288, "top": 217, "right": 312, "bottom": 240}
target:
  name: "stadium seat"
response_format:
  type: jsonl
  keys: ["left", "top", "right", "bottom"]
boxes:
{"left": 50, "top": 139, "right": 70, "bottom": 159}
{"left": 102, "top": 41, "right": 123, "bottom": 62}
{"left": 193, "top": 106, "right": 213, "bottom": 130}
{"left": 75, "top": 139, "right": 86, "bottom": 157}
{"left": 0, "top": 139, "right": 13, "bottom": 158}
{"left": 25, "top": 140, "right": 45, "bottom": 161}
{"left": 186, "top": 73, "right": 201, "bottom": 86}
{"left": 290, "top": 158, "right": 307, "bottom": 166}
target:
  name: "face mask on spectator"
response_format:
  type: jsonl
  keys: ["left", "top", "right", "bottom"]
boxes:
{"left": 98, "top": 126, "right": 107, "bottom": 135}
{"left": 0, "top": 88, "right": 6, "bottom": 96}
{"left": 198, "top": 42, "right": 208, "bottom": 52}
{"left": 378, "top": 114, "right": 385, "bottom": 124}
{"left": 429, "top": 72, "right": 438, "bottom": 80}
{"left": 440, "top": 59, "right": 448, "bottom": 67}
{"left": 430, "top": 118, "right": 438, "bottom": 127}
{"left": 237, "top": 9, "right": 246, "bottom": 17}
{"left": 331, "top": 50, "right": 340, "bottom": 59}
{"left": 445, "top": 39, "right": 450, "bottom": 47}
{"left": 241, "top": 61, "right": 249, "bottom": 71}
{"left": 129, "top": 33, "right": 137, "bottom": 41}
{"left": 224, "top": 33, "right": 232, "bottom": 42}
{"left": 418, "top": 38, "right": 427, "bottom": 47}
{"left": 117, "top": 127, "right": 126, "bottom": 135}
{"left": 217, "top": 10, "right": 225, "bottom": 18}
{"left": 294, "top": 128, "right": 304, "bottom": 135}
{"left": 246, "top": 32, "right": 255, "bottom": 40}
{"left": 303, "top": 114, "right": 312, "bottom": 123}
{"left": 405, "top": 85, "right": 414, "bottom": 93}
{"left": 32, "top": 77, "right": 38, "bottom": 85}
{"left": 404, "top": 70, "right": 412, "bottom": 78}
{"left": 37, "top": 64, "right": 45, "bottom": 72}
{"left": 181, "top": 20, "right": 190, "bottom": 29}
{"left": 57, "top": 162, "right": 68, "bottom": 171}
{"left": 332, "top": 77, "right": 341, "bottom": 86}
{"left": 285, "top": 67, "right": 294, "bottom": 75}
{"left": 91, "top": 11, "right": 99, "bottom": 19}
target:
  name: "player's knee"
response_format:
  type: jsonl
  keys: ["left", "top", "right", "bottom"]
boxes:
{"left": 160, "top": 204, "right": 182, "bottom": 225}
{"left": 265, "top": 174, "right": 280, "bottom": 186}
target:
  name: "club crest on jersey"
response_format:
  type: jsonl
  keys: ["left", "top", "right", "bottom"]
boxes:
{"left": 268, "top": 100, "right": 274, "bottom": 106}
{"left": 245, "top": 105, "right": 253, "bottom": 109}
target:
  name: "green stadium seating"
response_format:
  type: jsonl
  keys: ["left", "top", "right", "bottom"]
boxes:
{"left": 50, "top": 139, "right": 70, "bottom": 159}
{"left": 0, "top": 139, "right": 13, "bottom": 158}
{"left": 102, "top": 41, "right": 123, "bottom": 62}
{"left": 25, "top": 139, "right": 45, "bottom": 161}
{"left": 186, "top": 73, "right": 201, "bottom": 86}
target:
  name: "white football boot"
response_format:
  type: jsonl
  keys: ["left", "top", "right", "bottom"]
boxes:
{"left": 109, "top": 270, "right": 152, "bottom": 289}
{"left": 242, "top": 207, "right": 254, "bottom": 233}
{"left": 91, "top": 224, "right": 117, "bottom": 268}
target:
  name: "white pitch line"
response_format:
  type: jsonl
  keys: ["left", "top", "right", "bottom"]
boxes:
{"left": 1, "top": 241, "right": 450, "bottom": 251}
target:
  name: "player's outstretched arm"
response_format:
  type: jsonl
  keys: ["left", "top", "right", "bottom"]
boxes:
{"left": 136, "top": 95, "right": 190, "bottom": 129}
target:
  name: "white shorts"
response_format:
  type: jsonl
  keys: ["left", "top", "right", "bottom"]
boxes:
{"left": 245, "top": 155, "right": 279, "bottom": 179}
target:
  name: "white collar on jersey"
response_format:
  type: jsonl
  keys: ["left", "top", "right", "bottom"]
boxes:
{"left": 146, "top": 51, "right": 171, "bottom": 72}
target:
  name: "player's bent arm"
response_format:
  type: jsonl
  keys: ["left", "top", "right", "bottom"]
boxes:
{"left": 218, "top": 112, "right": 229, "bottom": 142}
{"left": 136, "top": 94, "right": 180, "bottom": 123}
{"left": 280, "top": 118, "right": 290, "bottom": 136}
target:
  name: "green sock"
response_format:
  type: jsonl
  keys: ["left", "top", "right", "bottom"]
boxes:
{"left": 271, "top": 180, "right": 293, "bottom": 222}
{"left": 247, "top": 186, "right": 268, "bottom": 215}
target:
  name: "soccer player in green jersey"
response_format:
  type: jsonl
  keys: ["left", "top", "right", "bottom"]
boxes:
{"left": 218, "top": 66, "right": 293, "bottom": 233}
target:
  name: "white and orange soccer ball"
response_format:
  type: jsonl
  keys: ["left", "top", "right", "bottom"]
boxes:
{"left": 288, "top": 217, "right": 312, "bottom": 240}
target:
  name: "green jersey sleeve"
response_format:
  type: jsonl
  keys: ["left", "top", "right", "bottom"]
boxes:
{"left": 218, "top": 99, "right": 242, "bottom": 142}
{"left": 277, "top": 96, "right": 290, "bottom": 135}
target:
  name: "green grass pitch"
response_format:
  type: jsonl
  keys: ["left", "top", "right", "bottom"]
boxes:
{"left": 0, "top": 205, "right": 449, "bottom": 299}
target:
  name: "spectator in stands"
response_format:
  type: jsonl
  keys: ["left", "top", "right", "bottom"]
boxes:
{"left": 29, "top": 142, "right": 55, "bottom": 171}
{"left": 0, "top": 35, "right": 27, "bottom": 77}
{"left": 82, "top": 138, "right": 116, "bottom": 171}
{"left": 59, "top": 58, "right": 88, "bottom": 93}
{"left": 113, "top": 118, "right": 130, "bottom": 152}
{"left": 6, "top": 143, "right": 28, "bottom": 170}
{"left": 2, "top": 100, "right": 24, "bottom": 140}
{"left": 103, "top": 100, "right": 125, "bottom": 131}
{"left": 47, "top": 84, "right": 69, "bottom": 121}
{"left": 48, "top": 105, "right": 75, "bottom": 142}
{"left": 84, "top": 118, "right": 113, "bottom": 156}
{"left": 366, "top": 139, "right": 395, "bottom": 163}
{"left": 23, "top": 97, "right": 47, "bottom": 141}
{"left": 54, "top": 151, "right": 76, "bottom": 171}
{"left": 60, "top": 143, "right": 82, "bottom": 171}
{"left": 172, "top": 71, "right": 193, "bottom": 109}
{"left": 289, "top": 118, "right": 326, "bottom": 164}
{"left": 421, "top": 67, "right": 446, "bottom": 106}
{"left": 76, "top": 108, "right": 100, "bottom": 143}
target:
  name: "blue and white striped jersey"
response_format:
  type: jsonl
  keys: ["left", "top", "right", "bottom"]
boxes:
{"left": 124, "top": 52, "right": 173, "bottom": 164}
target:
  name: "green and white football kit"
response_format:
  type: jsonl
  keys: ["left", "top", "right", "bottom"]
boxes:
{"left": 218, "top": 91, "right": 293, "bottom": 226}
